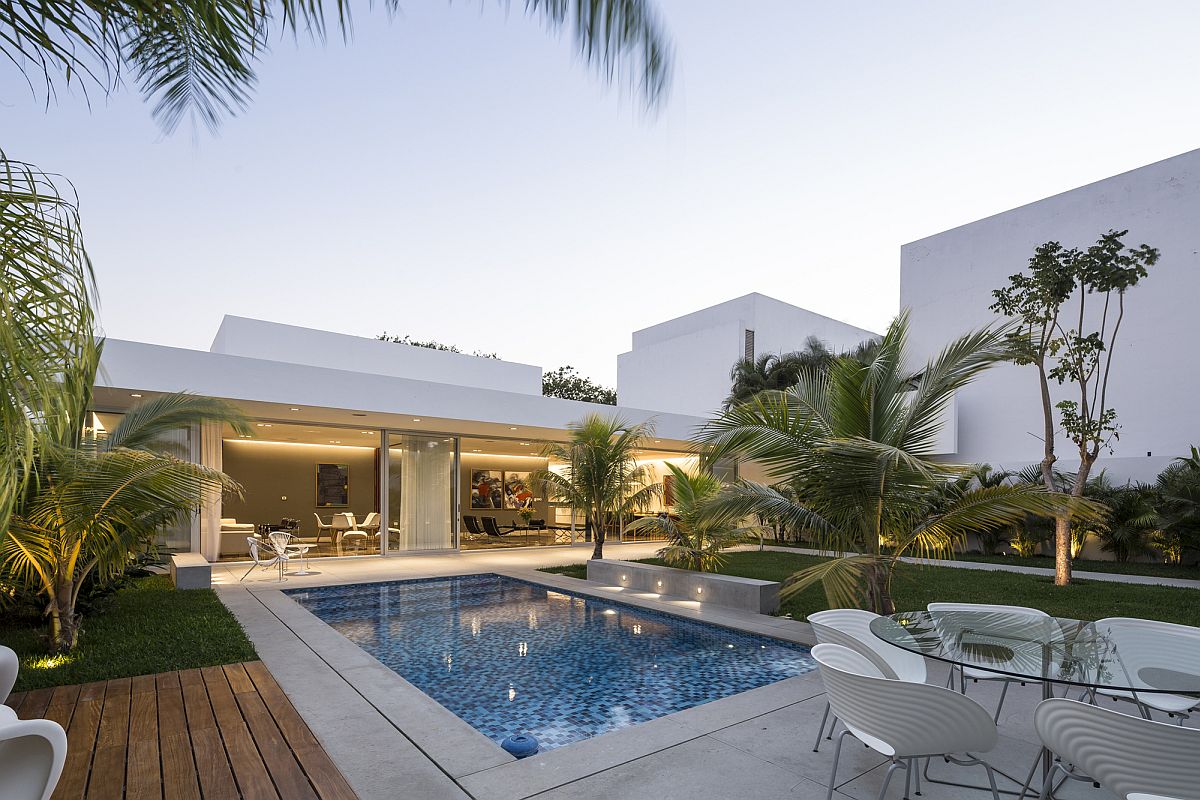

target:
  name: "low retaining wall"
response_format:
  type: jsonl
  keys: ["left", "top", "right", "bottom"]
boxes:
{"left": 587, "top": 559, "right": 780, "bottom": 615}
{"left": 170, "top": 552, "right": 212, "bottom": 589}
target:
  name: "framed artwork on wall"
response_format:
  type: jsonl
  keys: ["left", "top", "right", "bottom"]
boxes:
{"left": 470, "top": 470, "right": 503, "bottom": 509}
{"left": 316, "top": 463, "right": 350, "bottom": 507}
{"left": 503, "top": 472, "right": 536, "bottom": 509}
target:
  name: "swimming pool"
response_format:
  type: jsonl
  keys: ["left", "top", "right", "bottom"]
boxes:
{"left": 286, "top": 573, "right": 814, "bottom": 751}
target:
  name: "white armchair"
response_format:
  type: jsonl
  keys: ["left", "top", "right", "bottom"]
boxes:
{"left": 813, "top": 642, "right": 1002, "bottom": 800}
{"left": 0, "top": 644, "right": 68, "bottom": 800}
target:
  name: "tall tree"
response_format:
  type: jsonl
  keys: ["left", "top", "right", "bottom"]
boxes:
{"left": 542, "top": 366, "right": 617, "bottom": 404}
{"left": 726, "top": 336, "right": 880, "bottom": 409}
{"left": 532, "top": 414, "right": 658, "bottom": 559}
{"left": 698, "top": 313, "right": 1092, "bottom": 614}
{"left": 990, "top": 230, "right": 1157, "bottom": 585}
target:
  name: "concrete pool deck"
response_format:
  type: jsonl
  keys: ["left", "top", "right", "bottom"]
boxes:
{"left": 216, "top": 546, "right": 1127, "bottom": 800}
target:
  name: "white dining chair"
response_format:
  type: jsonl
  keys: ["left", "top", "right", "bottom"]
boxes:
{"left": 807, "top": 609, "right": 927, "bottom": 751}
{"left": 1091, "top": 617, "right": 1200, "bottom": 723}
{"left": 928, "top": 602, "right": 1060, "bottom": 722}
{"left": 0, "top": 717, "right": 68, "bottom": 800}
{"left": 1034, "top": 697, "right": 1200, "bottom": 800}
{"left": 312, "top": 513, "right": 334, "bottom": 543}
{"left": 813, "top": 642, "right": 1002, "bottom": 800}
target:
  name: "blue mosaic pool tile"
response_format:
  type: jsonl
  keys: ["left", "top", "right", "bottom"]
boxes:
{"left": 286, "top": 573, "right": 814, "bottom": 751}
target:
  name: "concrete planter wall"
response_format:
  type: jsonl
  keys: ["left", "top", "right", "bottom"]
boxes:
{"left": 587, "top": 559, "right": 780, "bottom": 615}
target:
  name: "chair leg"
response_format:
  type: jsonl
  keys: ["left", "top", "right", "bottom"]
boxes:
{"left": 903, "top": 758, "right": 913, "bottom": 800}
{"left": 1038, "top": 761, "right": 1065, "bottom": 800}
{"left": 993, "top": 680, "right": 1010, "bottom": 723}
{"left": 239, "top": 562, "right": 257, "bottom": 581}
{"left": 813, "top": 702, "right": 830, "bottom": 752}
{"left": 876, "top": 759, "right": 904, "bottom": 800}
{"left": 912, "top": 758, "right": 922, "bottom": 796}
{"left": 826, "top": 729, "right": 851, "bottom": 800}
{"left": 981, "top": 762, "right": 1001, "bottom": 800}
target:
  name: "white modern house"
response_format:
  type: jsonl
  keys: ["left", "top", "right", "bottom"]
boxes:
{"left": 96, "top": 317, "right": 707, "bottom": 562}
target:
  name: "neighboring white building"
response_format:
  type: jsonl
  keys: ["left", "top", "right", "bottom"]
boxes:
{"left": 902, "top": 148, "right": 1200, "bottom": 481}
{"left": 617, "top": 293, "right": 880, "bottom": 418}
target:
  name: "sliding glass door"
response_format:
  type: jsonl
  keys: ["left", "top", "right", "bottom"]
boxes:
{"left": 387, "top": 433, "right": 456, "bottom": 551}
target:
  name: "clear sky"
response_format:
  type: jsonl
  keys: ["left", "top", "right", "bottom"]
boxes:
{"left": 4, "top": 1, "right": 1199, "bottom": 386}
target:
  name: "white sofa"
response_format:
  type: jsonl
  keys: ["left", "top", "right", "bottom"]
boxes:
{"left": 219, "top": 518, "right": 257, "bottom": 557}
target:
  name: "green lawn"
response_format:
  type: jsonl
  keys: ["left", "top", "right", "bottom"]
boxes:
{"left": 541, "top": 551, "right": 1200, "bottom": 627}
{"left": 0, "top": 576, "right": 257, "bottom": 691}
{"left": 753, "top": 539, "right": 1199, "bottom": 581}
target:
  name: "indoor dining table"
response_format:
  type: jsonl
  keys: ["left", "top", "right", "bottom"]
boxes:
{"left": 870, "top": 609, "right": 1200, "bottom": 797}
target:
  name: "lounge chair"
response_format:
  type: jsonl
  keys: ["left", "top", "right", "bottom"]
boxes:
{"left": 482, "top": 517, "right": 513, "bottom": 537}
{"left": 463, "top": 516, "right": 484, "bottom": 535}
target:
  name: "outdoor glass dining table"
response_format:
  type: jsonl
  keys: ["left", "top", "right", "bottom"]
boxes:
{"left": 869, "top": 609, "right": 1200, "bottom": 796}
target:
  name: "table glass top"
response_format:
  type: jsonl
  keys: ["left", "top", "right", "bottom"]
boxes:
{"left": 870, "top": 610, "right": 1200, "bottom": 695}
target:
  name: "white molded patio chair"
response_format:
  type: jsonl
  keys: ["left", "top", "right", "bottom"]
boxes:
{"left": 332, "top": 513, "right": 368, "bottom": 548}
{"left": 1091, "top": 617, "right": 1200, "bottom": 722}
{"left": 312, "top": 513, "right": 334, "bottom": 543}
{"left": 1, "top": 645, "right": 16, "bottom": 703}
{"left": 807, "top": 609, "right": 927, "bottom": 751}
{"left": 1034, "top": 697, "right": 1200, "bottom": 800}
{"left": 0, "top": 717, "right": 68, "bottom": 800}
{"left": 813, "top": 642, "right": 1002, "bottom": 800}
{"left": 928, "top": 602, "right": 1059, "bottom": 722}
{"left": 240, "top": 536, "right": 288, "bottom": 581}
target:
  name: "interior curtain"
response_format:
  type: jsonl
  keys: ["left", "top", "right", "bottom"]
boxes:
{"left": 395, "top": 436, "right": 452, "bottom": 550}
{"left": 199, "top": 421, "right": 224, "bottom": 560}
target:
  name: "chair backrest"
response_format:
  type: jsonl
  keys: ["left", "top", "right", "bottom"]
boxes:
{"left": 0, "top": 718, "right": 68, "bottom": 800}
{"left": 482, "top": 517, "right": 503, "bottom": 536}
{"left": 360, "top": 512, "right": 379, "bottom": 528}
{"left": 812, "top": 643, "right": 997, "bottom": 759}
{"left": 247, "top": 536, "right": 269, "bottom": 565}
{"left": 268, "top": 531, "right": 293, "bottom": 554}
{"left": 1, "top": 644, "right": 17, "bottom": 703}
{"left": 313, "top": 513, "right": 330, "bottom": 529}
{"left": 807, "top": 609, "right": 926, "bottom": 683}
{"left": 1034, "top": 698, "right": 1200, "bottom": 800}
{"left": 463, "top": 516, "right": 483, "bottom": 534}
{"left": 1095, "top": 617, "right": 1200, "bottom": 691}
{"left": 331, "top": 513, "right": 354, "bottom": 531}
{"left": 928, "top": 602, "right": 1050, "bottom": 618}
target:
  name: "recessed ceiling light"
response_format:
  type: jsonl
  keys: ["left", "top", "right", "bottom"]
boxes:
{"left": 654, "top": 440, "right": 661, "bottom": 443}
{"left": 361, "top": 431, "right": 373, "bottom": 434}
{"left": 509, "top": 427, "right": 518, "bottom": 430}
{"left": 256, "top": 423, "right": 272, "bottom": 427}
{"left": 472, "top": 449, "right": 481, "bottom": 452}
{"left": 330, "top": 440, "right": 341, "bottom": 444}
{"left": 290, "top": 407, "right": 301, "bottom": 411}
{"left": 130, "top": 393, "right": 142, "bottom": 398}
{"left": 519, "top": 442, "right": 529, "bottom": 446}
{"left": 413, "top": 418, "right": 421, "bottom": 422}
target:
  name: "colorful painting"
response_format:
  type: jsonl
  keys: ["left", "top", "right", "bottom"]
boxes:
{"left": 470, "top": 470, "right": 504, "bottom": 509}
{"left": 503, "top": 472, "right": 537, "bottom": 509}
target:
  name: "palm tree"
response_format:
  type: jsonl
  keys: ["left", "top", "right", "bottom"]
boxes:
{"left": 697, "top": 312, "right": 1094, "bottom": 614}
{"left": 626, "top": 463, "right": 745, "bottom": 572}
{"left": 0, "top": 340, "right": 249, "bottom": 652}
{"left": 532, "top": 414, "right": 660, "bottom": 560}
{"left": 1154, "top": 451, "right": 1200, "bottom": 565}
{"left": 929, "top": 464, "right": 1016, "bottom": 554}
{"left": 725, "top": 336, "right": 882, "bottom": 409}
{"left": 3, "top": 1, "right": 672, "bottom": 135}
{"left": 1077, "top": 474, "right": 1159, "bottom": 563}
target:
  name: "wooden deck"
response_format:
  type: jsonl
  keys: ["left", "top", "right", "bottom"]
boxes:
{"left": 4, "top": 661, "right": 358, "bottom": 800}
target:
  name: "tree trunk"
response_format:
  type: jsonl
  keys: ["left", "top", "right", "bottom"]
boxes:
{"left": 49, "top": 583, "right": 80, "bottom": 653}
{"left": 591, "top": 514, "right": 605, "bottom": 560}
{"left": 865, "top": 562, "right": 894, "bottom": 615}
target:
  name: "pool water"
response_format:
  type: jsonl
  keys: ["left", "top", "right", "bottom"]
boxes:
{"left": 286, "top": 573, "right": 814, "bottom": 751}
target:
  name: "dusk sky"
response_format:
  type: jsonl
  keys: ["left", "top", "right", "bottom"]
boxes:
{"left": 5, "top": 1, "right": 1199, "bottom": 385}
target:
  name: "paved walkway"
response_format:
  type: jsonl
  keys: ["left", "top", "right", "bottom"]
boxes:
{"left": 5, "top": 662, "right": 357, "bottom": 800}
{"left": 740, "top": 545, "right": 1200, "bottom": 590}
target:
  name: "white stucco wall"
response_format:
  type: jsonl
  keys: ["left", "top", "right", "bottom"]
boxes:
{"left": 210, "top": 315, "right": 543, "bottom": 395}
{"left": 901, "top": 148, "right": 1200, "bottom": 482}
{"left": 618, "top": 293, "right": 880, "bottom": 418}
